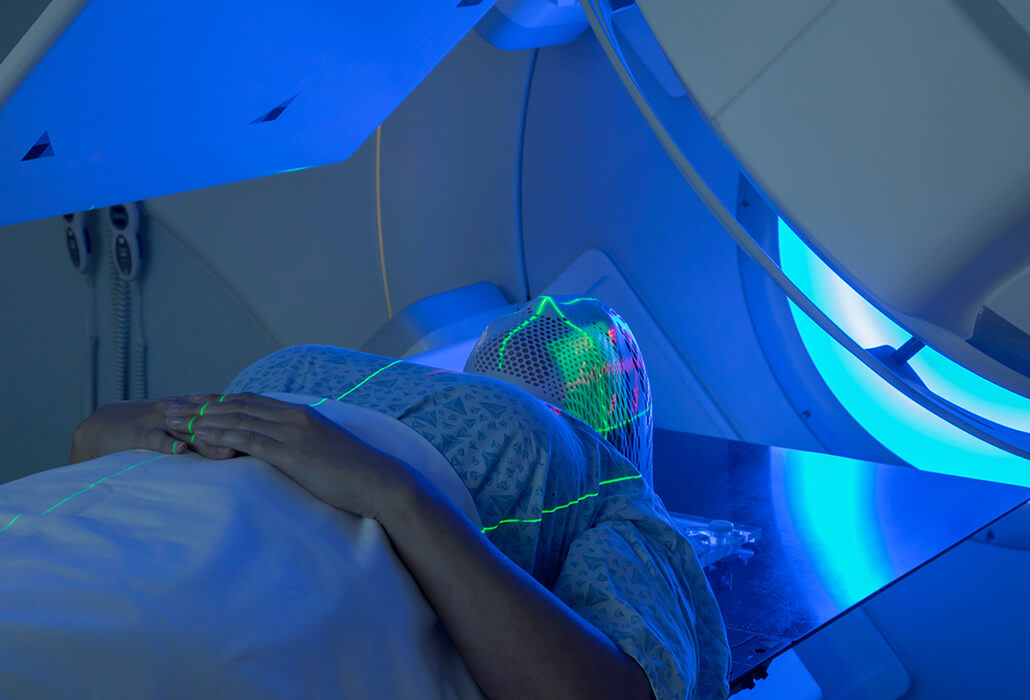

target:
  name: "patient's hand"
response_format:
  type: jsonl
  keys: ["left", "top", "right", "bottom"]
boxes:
{"left": 69, "top": 398, "right": 237, "bottom": 464}
{"left": 163, "top": 393, "right": 415, "bottom": 522}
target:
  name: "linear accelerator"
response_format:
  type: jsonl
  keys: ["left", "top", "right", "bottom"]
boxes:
{"left": 3, "top": 0, "right": 1030, "bottom": 696}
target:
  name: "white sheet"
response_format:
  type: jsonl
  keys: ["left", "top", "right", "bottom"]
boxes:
{"left": 0, "top": 393, "right": 486, "bottom": 699}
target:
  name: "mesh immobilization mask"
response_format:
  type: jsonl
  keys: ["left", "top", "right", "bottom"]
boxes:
{"left": 465, "top": 296, "right": 653, "bottom": 485}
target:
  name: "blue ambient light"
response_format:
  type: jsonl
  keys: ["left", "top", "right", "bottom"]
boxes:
{"left": 778, "top": 219, "right": 1030, "bottom": 487}
{"left": 771, "top": 447, "right": 891, "bottom": 612}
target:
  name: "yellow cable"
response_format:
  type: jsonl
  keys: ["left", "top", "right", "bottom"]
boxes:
{"left": 375, "top": 126, "right": 393, "bottom": 319}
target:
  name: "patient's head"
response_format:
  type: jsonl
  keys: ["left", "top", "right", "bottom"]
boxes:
{"left": 465, "top": 295, "right": 653, "bottom": 483}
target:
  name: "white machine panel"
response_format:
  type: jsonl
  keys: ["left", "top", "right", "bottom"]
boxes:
{"left": 634, "top": 0, "right": 835, "bottom": 117}
{"left": 0, "top": 0, "right": 497, "bottom": 227}
{"left": 639, "top": 0, "right": 1030, "bottom": 343}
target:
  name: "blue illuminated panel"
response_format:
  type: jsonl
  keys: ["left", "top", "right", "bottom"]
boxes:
{"left": 653, "top": 427, "right": 1030, "bottom": 685}
{"left": 0, "top": 0, "right": 497, "bottom": 226}
{"left": 778, "top": 219, "right": 1030, "bottom": 486}
{"left": 772, "top": 448, "right": 892, "bottom": 612}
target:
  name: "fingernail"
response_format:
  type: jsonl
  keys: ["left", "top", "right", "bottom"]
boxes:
{"left": 167, "top": 417, "right": 185, "bottom": 428}
{"left": 194, "top": 426, "right": 211, "bottom": 436}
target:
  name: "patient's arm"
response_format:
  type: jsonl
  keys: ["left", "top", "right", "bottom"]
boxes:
{"left": 381, "top": 473, "right": 655, "bottom": 700}
{"left": 70, "top": 399, "right": 236, "bottom": 464}
{"left": 167, "top": 393, "right": 654, "bottom": 699}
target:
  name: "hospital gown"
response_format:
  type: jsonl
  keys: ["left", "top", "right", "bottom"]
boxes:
{"left": 224, "top": 345, "right": 731, "bottom": 700}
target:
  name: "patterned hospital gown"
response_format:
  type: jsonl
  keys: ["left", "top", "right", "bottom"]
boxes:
{"left": 224, "top": 345, "right": 731, "bottom": 700}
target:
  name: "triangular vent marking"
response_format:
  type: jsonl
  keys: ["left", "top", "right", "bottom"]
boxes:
{"left": 251, "top": 94, "right": 298, "bottom": 124}
{"left": 22, "top": 131, "right": 54, "bottom": 161}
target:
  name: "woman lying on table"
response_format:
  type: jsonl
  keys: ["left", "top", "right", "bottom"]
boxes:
{"left": 70, "top": 295, "right": 731, "bottom": 700}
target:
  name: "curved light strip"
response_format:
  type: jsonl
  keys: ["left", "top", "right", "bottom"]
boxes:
{"left": 779, "top": 219, "right": 1030, "bottom": 487}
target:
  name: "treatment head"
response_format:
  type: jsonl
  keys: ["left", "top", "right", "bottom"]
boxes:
{"left": 465, "top": 295, "right": 653, "bottom": 484}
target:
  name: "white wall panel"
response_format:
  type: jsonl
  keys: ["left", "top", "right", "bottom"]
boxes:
{"left": 380, "top": 32, "right": 534, "bottom": 312}
{"left": 0, "top": 216, "right": 88, "bottom": 483}
{"left": 143, "top": 140, "right": 385, "bottom": 351}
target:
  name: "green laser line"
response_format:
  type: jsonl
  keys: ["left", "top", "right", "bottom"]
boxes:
{"left": 2, "top": 364, "right": 646, "bottom": 538}
{"left": 598, "top": 407, "right": 652, "bottom": 437}
{"left": 497, "top": 315, "right": 538, "bottom": 370}
{"left": 41, "top": 454, "right": 167, "bottom": 515}
{"left": 199, "top": 402, "right": 211, "bottom": 416}
{"left": 479, "top": 473, "right": 642, "bottom": 533}
{"left": 497, "top": 296, "right": 589, "bottom": 371}
{"left": 2, "top": 439, "right": 643, "bottom": 538}
{"left": 336, "top": 359, "right": 402, "bottom": 400}
{"left": 599, "top": 474, "right": 642, "bottom": 485}
{"left": 546, "top": 319, "right": 612, "bottom": 433}
{"left": 309, "top": 398, "right": 328, "bottom": 407}
{"left": 1, "top": 514, "right": 20, "bottom": 532}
